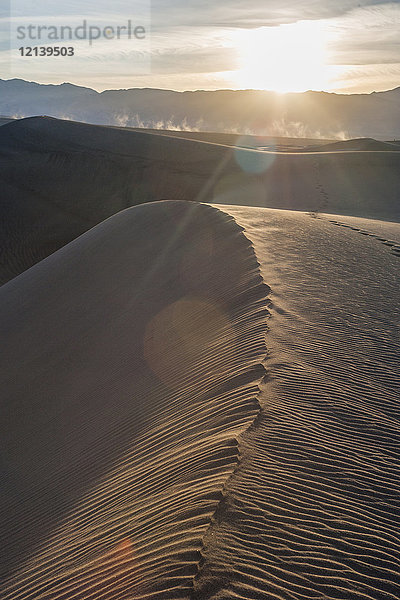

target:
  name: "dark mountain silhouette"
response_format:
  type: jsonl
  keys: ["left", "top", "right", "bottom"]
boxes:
{"left": 1, "top": 78, "right": 399, "bottom": 139}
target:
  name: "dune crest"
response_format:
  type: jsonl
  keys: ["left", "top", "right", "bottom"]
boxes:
{"left": 0, "top": 201, "right": 269, "bottom": 599}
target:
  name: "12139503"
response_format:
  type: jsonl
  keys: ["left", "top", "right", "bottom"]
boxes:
{"left": 19, "top": 47, "right": 75, "bottom": 56}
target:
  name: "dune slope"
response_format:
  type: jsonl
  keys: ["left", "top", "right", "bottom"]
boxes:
{"left": 0, "top": 201, "right": 268, "bottom": 599}
{"left": 192, "top": 206, "right": 400, "bottom": 600}
{"left": 0, "top": 117, "right": 14, "bottom": 126}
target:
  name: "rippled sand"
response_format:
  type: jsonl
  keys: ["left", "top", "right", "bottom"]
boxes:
{"left": 0, "top": 201, "right": 268, "bottom": 599}
{"left": 1, "top": 118, "right": 400, "bottom": 599}
{"left": 193, "top": 206, "right": 400, "bottom": 599}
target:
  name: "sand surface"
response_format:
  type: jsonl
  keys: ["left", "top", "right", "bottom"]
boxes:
{"left": 192, "top": 205, "right": 400, "bottom": 599}
{"left": 321, "top": 214, "right": 400, "bottom": 256}
{"left": 0, "top": 201, "right": 268, "bottom": 599}
{"left": 0, "top": 117, "right": 14, "bottom": 126}
{"left": 307, "top": 138, "right": 400, "bottom": 152}
{"left": 1, "top": 117, "right": 400, "bottom": 599}
{"left": 2, "top": 201, "right": 399, "bottom": 599}
{"left": 129, "top": 129, "right": 335, "bottom": 151}
{"left": 134, "top": 129, "right": 400, "bottom": 153}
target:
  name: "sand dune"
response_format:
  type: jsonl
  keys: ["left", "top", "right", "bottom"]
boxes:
{"left": 193, "top": 206, "right": 400, "bottom": 599}
{"left": 308, "top": 137, "right": 400, "bottom": 152}
{"left": 322, "top": 213, "right": 400, "bottom": 257}
{"left": 0, "top": 201, "right": 268, "bottom": 599}
{"left": 0, "top": 116, "right": 15, "bottom": 126}
{"left": 133, "top": 129, "right": 400, "bottom": 153}
{"left": 1, "top": 116, "right": 400, "bottom": 285}
{"left": 2, "top": 199, "right": 399, "bottom": 599}
{"left": 129, "top": 128, "right": 334, "bottom": 150}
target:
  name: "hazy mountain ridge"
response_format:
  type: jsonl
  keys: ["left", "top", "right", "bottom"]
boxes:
{"left": 1, "top": 79, "right": 399, "bottom": 139}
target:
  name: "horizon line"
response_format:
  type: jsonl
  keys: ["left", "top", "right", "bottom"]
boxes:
{"left": 1, "top": 77, "right": 399, "bottom": 97}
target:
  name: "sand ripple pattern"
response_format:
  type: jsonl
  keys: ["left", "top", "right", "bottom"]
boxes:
{"left": 193, "top": 206, "right": 400, "bottom": 600}
{"left": 0, "top": 201, "right": 268, "bottom": 599}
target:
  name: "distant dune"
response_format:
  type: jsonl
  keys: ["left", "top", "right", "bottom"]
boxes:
{"left": 0, "top": 116, "right": 15, "bottom": 126}
{"left": 308, "top": 137, "right": 400, "bottom": 152}
{"left": 0, "top": 201, "right": 268, "bottom": 599}
{"left": 133, "top": 128, "right": 400, "bottom": 153}
{"left": 1, "top": 116, "right": 400, "bottom": 285}
{"left": 129, "top": 128, "right": 335, "bottom": 150}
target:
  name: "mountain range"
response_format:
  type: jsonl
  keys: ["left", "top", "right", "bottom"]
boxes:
{"left": 1, "top": 78, "right": 399, "bottom": 139}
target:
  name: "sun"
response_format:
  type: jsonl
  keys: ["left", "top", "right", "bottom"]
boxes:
{"left": 232, "top": 21, "right": 334, "bottom": 93}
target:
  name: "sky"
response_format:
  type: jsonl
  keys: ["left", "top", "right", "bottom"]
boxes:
{"left": 0, "top": 0, "right": 399, "bottom": 93}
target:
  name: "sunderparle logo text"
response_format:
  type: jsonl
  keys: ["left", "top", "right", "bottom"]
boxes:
{"left": 16, "top": 20, "right": 146, "bottom": 45}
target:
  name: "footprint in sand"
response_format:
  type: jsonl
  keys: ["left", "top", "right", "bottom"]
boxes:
{"left": 322, "top": 218, "right": 400, "bottom": 257}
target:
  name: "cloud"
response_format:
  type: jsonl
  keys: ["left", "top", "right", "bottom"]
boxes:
{"left": 7, "top": 0, "right": 149, "bottom": 18}
{"left": 326, "top": 3, "right": 400, "bottom": 65}
{"left": 7, "top": 0, "right": 397, "bottom": 28}
{"left": 2, "top": 0, "right": 399, "bottom": 92}
{"left": 151, "top": 0, "right": 398, "bottom": 29}
{"left": 150, "top": 45, "right": 235, "bottom": 75}
{"left": 334, "top": 62, "right": 400, "bottom": 92}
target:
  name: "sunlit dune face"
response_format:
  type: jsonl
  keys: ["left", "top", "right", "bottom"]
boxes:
{"left": 233, "top": 21, "right": 333, "bottom": 93}
{"left": 64, "top": 538, "right": 141, "bottom": 599}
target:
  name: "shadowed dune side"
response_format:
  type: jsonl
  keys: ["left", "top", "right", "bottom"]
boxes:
{"left": 307, "top": 137, "right": 400, "bottom": 152}
{"left": 131, "top": 129, "right": 400, "bottom": 153}
{"left": 0, "top": 201, "right": 269, "bottom": 599}
{"left": 129, "top": 129, "right": 335, "bottom": 150}
{"left": 0, "top": 117, "right": 15, "bottom": 126}
{"left": 1, "top": 116, "right": 400, "bottom": 284}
